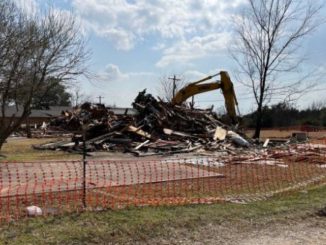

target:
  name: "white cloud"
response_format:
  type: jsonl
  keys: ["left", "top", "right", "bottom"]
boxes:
{"left": 98, "top": 64, "right": 129, "bottom": 81}
{"left": 102, "top": 28, "right": 135, "bottom": 51}
{"left": 86, "top": 63, "right": 157, "bottom": 106}
{"left": 183, "top": 70, "right": 207, "bottom": 80}
{"left": 72, "top": 0, "right": 245, "bottom": 52}
{"left": 98, "top": 63, "right": 156, "bottom": 83}
{"left": 156, "top": 32, "right": 232, "bottom": 67}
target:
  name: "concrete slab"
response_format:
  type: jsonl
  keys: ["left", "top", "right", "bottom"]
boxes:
{"left": 0, "top": 160, "right": 222, "bottom": 197}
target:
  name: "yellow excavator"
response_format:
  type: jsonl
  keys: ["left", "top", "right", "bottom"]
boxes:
{"left": 171, "top": 71, "right": 239, "bottom": 124}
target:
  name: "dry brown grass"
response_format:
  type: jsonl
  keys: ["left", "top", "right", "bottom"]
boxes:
{"left": 0, "top": 137, "right": 80, "bottom": 162}
{"left": 0, "top": 185, "right": 326, "bottom": 244}
{"left": 246, "top": 129, "right": 326, "bottom": 140}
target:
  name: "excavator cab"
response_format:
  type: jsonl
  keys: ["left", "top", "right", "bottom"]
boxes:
{"left": 171, "top": 71, "right": 239, "bottom": 124}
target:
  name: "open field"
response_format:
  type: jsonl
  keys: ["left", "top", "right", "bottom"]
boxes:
{"left": 1, "top": 134, "right": 326, "bottom": 244}
{"left": 246, "top": 129, "right": 326, "bottom": 140}
{"left": 0, "top": 185, "right": 325, "bottom": 244}
{"left": 0, "top": 137, "right": 80, "bottom": 162}
{"left": 1, "top": 138, "right": 326, "bottom": 224}
{"left": 1, "top": 159, "right": 325, "bottom": 221}
{"left": 0, "top": 137, "right": 164, "bottom": 162}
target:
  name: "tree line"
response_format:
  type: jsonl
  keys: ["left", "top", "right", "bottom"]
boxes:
{"left": 243, "top": 102, "right": 326, "bottom": 128}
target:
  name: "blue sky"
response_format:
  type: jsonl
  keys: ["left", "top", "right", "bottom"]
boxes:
{"left": 16, "top": 0, "right": 326, "bottom": 113}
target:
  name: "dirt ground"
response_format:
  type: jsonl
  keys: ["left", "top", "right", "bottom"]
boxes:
{"left": 144, "top": 214, "right": 326, "bottom": 245}
{"left": 246, "top": 129, "right": 326, "bottom": 140}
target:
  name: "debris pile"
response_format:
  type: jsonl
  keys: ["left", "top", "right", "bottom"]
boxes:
{"left": 34, "top": 91, "right": 251, "bottom": 156}
{"left": 189, "top": 143, "right": 326, "bottom": 169}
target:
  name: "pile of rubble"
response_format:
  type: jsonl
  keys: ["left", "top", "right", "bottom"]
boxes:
{"left": 34, "top": 91, "right": 252, "bottom": 156}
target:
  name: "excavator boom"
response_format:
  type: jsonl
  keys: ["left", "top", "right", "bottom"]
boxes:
{"left": 172, "top": 82, "right": 221, "bottom": 104}
{"left": 171, "top": 71, "right": 239, "bottom": 124}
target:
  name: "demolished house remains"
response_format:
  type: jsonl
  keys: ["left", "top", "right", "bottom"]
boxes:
{"left": 33, "top": 89, "right": 326, "bottom": 168}
{"left": 34, "top": 90, "right": 254, "bottom": 156}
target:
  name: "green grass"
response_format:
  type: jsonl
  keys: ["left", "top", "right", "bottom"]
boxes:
{"left": 0, "top": 138, "right": 80, "bottom": 162}
{"left": 0, "top": 185, "right": 325, "bottom": 244}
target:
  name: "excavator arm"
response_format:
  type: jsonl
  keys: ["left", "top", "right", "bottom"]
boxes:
{"left": 171, "top": 71, "right": 239, "bottom": 124}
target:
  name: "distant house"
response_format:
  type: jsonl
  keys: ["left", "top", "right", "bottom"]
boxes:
{"left": 2, "top": 105, "right": 139, "bottom": 128}
{"left": 2, "top": 105, "right": 72, "bottom": 126}
{"left": 106, "top": 107, "right": 138, "bottom": 116}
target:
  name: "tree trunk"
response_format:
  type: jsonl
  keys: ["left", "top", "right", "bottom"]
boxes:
{"left": 253, "top": 104, "right": 263, "bottom": 139}
{"left": 26, "top": 118, "right": 32, "bottom": 138}
{"left": 0, "top": 137, "right": 6, "bottom": 151}
{"left": 0, "top": 129, "right": 10, "bottom": 150}
{"left": 0, "top": 113, "right": 29, "bottom": 150}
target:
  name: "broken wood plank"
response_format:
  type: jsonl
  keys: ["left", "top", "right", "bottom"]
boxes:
{"left": 134, "top": 140, "right": 150, "bottom": 150}
{"left": 163, "top": 128, "right": 194, "bottom": 138}
{"left": 127, "top": 125, "right": 152, "bottom": 139}
{"left": 263, "top": 139, "right": 270, "bottom": 148}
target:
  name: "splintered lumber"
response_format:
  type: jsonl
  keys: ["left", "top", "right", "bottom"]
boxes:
{"left": 87, "top": 132, "right": 115, "bottom": 144}
{"left": 263, "top": 139, "right": 270, "bottom": 148}
{"left": 163, "top": 128, "right": 193, "bottom": 138}
{"left": 133, "top": 144, "right": 202, "bottom": 156}
{"left": 127, "top": 125, "right": 152, "bottom": 139}
{"left": 134, "top": 140, "right": 150, "bottom": 150}
{"left": 36, "top": 91, "right": 255, "bottom": 155}
{"left": 32, "top": 140, "right": 71, "bottom": 150}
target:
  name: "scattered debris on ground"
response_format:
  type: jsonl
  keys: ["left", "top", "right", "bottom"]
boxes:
{"left": 25, "top": 206, "right": 42, "bottom": 217}
{"left": 32, "top": 91, "right": 324, "bottom": 162}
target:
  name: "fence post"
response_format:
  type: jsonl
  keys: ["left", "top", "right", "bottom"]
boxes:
{"left": 82, "top": 124, "right": 88, "bottom": 208}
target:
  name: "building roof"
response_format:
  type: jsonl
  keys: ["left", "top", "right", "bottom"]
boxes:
{"left": 106, "top": 107, "right": 138, "bottom": 115}
{"left": 3, "top": 106, "right": 72, "bottom": 118}
{"left": 3, "top": 105, "right": 138, "bottom": 118}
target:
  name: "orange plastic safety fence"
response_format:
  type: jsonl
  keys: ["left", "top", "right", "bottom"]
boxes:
{"left": 1, "top": 142, "right": 326, "bottom": 223}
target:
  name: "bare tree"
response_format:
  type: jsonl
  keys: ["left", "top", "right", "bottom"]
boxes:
{"left": 309, "top": 100, "right": 326, "bottom": 111}
{"left": 231, "top": 0, "right": 324, "bottom": 138}
{"left": 0, "top": 1, "right": 89, "bottom": 149}
{"left": 158, "top": 74, "right": 186, "bottom": 102}
{"left": 69, "top": 86, "right": 93, "bottom": 107}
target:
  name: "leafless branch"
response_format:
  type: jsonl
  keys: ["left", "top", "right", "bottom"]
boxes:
{"left": 0, "top": 1, "right": 90, "bottom": 149}
{"left": 157, "top": 74, "right": 186, "bottom": 102}
{"left": 230, "top": 0, "right": 324, "bottom": 138}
